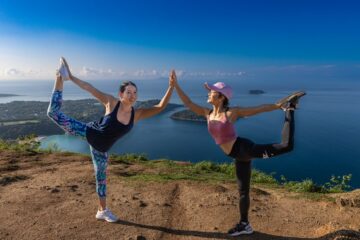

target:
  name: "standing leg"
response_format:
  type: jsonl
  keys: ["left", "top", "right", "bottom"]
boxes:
{"left": 90, "top": 146, "right": 118, "bottom": 223}
{"left": 228, "top": 138, "right": 254, "bottom": 236}
{"left": 250, "top": 109, "right": 295, "bottom": 159}
{"left": 235, "top": 159, "right": 252, "bottom": 223}
{"left": 90, "top": 146, "right": 108, "bottom": 205}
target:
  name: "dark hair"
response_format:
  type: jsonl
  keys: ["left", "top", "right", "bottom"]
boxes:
{"left": 218, "top": 92, "right": 230, "bottom": 110}
{"left": 119, "top": 81, "right": 137, "bottom": 93}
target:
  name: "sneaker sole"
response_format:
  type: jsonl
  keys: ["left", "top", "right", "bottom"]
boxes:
{"left": 59, "top": 58, "right": 70, "bottom": 80}
{"left": 229, "top": 230, "right": 254, "bottom": 236}
{"left": 96, "top": 217, "right": 118, "bottom": 223}
{"left": 286, "top": 91, "right": 306, "bottom": 102}
{"left": 277, "top": 91, "right": 306, "bottom": 105}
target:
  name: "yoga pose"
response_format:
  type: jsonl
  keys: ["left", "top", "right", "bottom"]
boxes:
{"left": 47, "top": 57, "right": 175, "bottom": 222}
{"left": 172, "top": 72, "right": 305, "bottom": 236}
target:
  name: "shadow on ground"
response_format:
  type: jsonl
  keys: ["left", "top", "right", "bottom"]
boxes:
{"left": 116, "top": 219, "right": 360, "bottom": 240}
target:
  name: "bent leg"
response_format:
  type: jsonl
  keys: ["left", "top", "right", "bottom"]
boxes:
{"left": 250, "top": 110, "right": 295, "bottom": 159}
{"left": 47, "top": 90, "right": 87, "bottom": 137}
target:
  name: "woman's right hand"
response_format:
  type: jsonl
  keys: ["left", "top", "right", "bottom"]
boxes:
{"left": 169, "top": 70, "right": 177, "bottom": 88}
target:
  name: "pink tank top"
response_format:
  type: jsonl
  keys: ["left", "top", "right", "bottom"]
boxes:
{"left": 207, "top": 112, "right": 237, "bottom": 145}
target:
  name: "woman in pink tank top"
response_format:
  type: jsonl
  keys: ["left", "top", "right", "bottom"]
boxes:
{"left": 172, "top": 71, "right": 305, "bottom": 236}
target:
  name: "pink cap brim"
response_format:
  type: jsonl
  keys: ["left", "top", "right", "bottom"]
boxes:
{"left": 204, "top": 82, "right": 213, "bottom": 91}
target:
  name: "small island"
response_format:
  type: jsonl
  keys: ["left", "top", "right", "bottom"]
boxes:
{"left": 249, "top": 90, "right": 265, "bottom": 94}
{"left": 171, "top": 109, "right": 206, "bottom": 122}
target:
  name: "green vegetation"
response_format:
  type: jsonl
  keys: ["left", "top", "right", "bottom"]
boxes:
{"left": 0, "top": 136, "right": 353, "bottom": 195}
{"left": 110, "top": 153, "right": 352, "bottom": 194}
{"left": 0, "top": 99, "right": 182, "bottom": 139}
{"left": 280, "top": 174, "right": 352, "bottom": 194}
{"left": 0, "top": 134, "right": 40, "bottom": 152}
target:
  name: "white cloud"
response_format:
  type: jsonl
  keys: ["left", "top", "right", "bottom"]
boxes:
{"left": 133, "top": 69, "right": 146, "bottom": 77}
{"left": 151, "top": 69, "right": 158, "bottom": 76}
{"left": 261, "top": 64, "right": 336, "bottom": 72}
{"left": 80, "top": 66, "right": 100, "bottom": 76}
{"left": 6, "top": 68, "right": 23, "bottom": 76}
{"left": 182, "top": 71, "right": 245, "bottom": 79}
{"left": 176, "top": 70, "right": 185, "bottom": 77}
{"left": 0, "top": 66, "right": 246, "bottom": 80}
{"left": 79, "top": 66, "right": 116, "bottom": 77}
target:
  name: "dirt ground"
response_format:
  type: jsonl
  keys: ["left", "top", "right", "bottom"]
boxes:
{"left": 0, "top": 150, "right": 359, "bottom": 240}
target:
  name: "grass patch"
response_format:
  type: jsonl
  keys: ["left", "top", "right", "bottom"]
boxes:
{"left": 280, "top": 174, "right": 352, "bottom": 194}
{"left": 0, "top": 137, "right": 39, "bottom": 153}
{"left": 0, "top": 136, "right": 354, "bottom": 196}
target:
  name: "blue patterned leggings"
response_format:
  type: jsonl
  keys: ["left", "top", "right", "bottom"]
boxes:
{"left": 47, "top": 90, "right": 108, "bottom": 198}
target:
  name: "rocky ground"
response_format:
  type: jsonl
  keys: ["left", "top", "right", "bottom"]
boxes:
{"left": 0, "top": 150, "right": 359, "bottom": 240}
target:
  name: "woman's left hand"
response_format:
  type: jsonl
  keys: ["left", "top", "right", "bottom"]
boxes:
{"left": 169, "top": 70, "right": 176, "bottom": 88}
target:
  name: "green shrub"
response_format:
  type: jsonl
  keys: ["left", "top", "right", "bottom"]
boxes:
{"left": 283, "top": 179, "right": 322, "bottom": 193}
{"left": 281, "top": 174, "right": 352, "bottom": 193}
{"left": 323, "top": 174, "right": 352, "bottom": 193}
{"left": 111, "top": 153, "right": 148, "bottom": 164}
{"left": 252, "top": 169, "right": 278, "bottom": 184}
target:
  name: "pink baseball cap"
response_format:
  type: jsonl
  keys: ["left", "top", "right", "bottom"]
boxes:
{"left": 204, "top": 82, "right": 233, "bottom": 99}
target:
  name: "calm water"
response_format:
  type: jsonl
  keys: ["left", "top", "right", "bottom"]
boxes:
{"left": 1, "top": 79, "right": 360, "bottom": 187}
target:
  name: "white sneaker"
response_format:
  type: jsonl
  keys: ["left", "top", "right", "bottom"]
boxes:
{"left": 95, "top": 208, "right": 118, "bottom": 223}
{"left": 58, "top": 57, "right": 71, "bottom": 81}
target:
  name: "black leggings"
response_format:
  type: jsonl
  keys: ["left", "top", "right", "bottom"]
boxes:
{"left": 228, "top": 110, "right": 295, "bottom": 222}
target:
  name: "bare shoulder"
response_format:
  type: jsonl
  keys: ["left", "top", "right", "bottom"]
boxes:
{"left": 227, "top": 106, "right": 241, "bottom": 114}
{"left": 227, "top": 107, "right": 243, "bottom": 121}
{"left": 107, "top": 95, "right": 118, "bottom": 109}
{"left": 203, "top": 108, "right": 211, "bottom": 116}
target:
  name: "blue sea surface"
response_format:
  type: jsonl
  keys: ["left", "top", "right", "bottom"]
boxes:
{"left": 1, "top": 79, "right": 359, "bottom": 187}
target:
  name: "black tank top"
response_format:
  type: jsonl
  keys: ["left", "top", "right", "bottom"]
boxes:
{"left": 86, "top": 101, "right": 134, "bottom": 152}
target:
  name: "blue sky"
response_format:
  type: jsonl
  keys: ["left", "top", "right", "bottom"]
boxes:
{"left": 0, "top": 0, "right": 359, "bottom": 81}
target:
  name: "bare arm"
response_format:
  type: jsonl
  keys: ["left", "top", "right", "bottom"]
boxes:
{"left": 135, "top": 70, "right": 175, "bottom": 121}
{"left": 233, "top": 104, "right": 280, "bottom": 118}
{"left": 62, "top": 57, "right": 115, "bottom": 106}
{"left": 174, "top": 73, "right": 209, "bottom": 117}
{"left": 70, "top": 76, "right": 115, "bottom": 106}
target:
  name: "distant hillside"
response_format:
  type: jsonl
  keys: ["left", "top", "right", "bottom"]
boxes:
{"left": 0, "top": 99, "right": 181, "bottom": 139}
{"left": 0, "top": 93, "right": 19, "bottom": 97}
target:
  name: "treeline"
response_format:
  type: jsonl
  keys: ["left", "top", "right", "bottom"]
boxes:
{"left": 0, "top": 99, "right": 182, "bottom": 139}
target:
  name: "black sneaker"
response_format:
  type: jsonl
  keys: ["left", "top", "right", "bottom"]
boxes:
{"left": 227, "top": 222, "right": 254, "bottom": 236}
{"left": 279, "top": 91, "right": 306, "bottom": 111}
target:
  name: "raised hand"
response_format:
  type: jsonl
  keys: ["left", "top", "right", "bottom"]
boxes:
{"left": 169, "top": 69, "right": 177, "bottom": 88}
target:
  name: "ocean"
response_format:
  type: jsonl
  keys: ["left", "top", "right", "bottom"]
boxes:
{"left": 1, "top": 79, "right": 359, "bottom": 187}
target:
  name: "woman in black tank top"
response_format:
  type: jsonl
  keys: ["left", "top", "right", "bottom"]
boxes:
{"left": 48, "top": 57, "right": 176, "bottom": 222}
